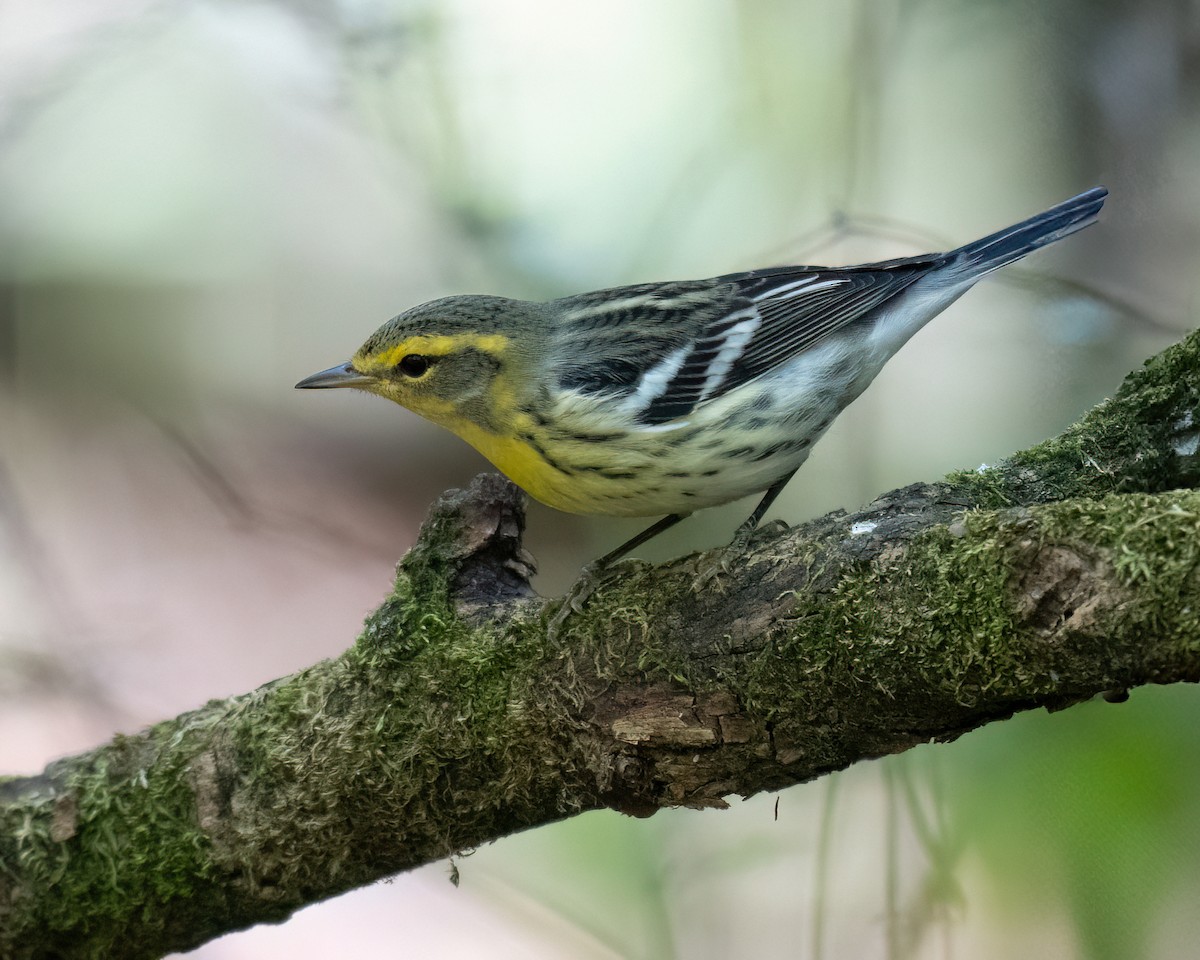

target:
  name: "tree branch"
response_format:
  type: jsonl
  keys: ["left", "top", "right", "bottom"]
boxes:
{"left": 4, "top": 330, "right": 1200, "bottom": 960}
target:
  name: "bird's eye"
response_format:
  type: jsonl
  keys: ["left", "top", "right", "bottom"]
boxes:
{"left": 396, "top": 354, "right": 431, "bottom": 378}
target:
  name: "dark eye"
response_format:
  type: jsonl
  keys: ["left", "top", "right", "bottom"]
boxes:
{"left": 396, "top": 354, "right": 430, "bottom": 378}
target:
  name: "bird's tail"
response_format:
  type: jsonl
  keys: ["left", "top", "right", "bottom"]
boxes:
{"left": 950, "top": 186, "right": 1108, "bottom": 277}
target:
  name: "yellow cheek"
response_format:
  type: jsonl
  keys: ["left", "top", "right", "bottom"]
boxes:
{"left": 379, "top": 387, "right": 458, "bottom": 426}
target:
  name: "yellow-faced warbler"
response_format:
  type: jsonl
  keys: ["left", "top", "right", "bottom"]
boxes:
{"left": 298, "top": 187, "right": 1107, "bottom": 580}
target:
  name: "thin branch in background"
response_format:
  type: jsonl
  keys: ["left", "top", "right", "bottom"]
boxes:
{"left": 147, "top": 417, "right": 257, "bottom": 530}
{"left": 752, "top": 211, "right": 955, "bottom": 274}
{"left": 894, "top": 756, "right": 966, "bottom": 958}
{"left": 884, "top": 762, "right": 901, "bottom": 960}
{"left": 0, "top": 459, "right": 70, "bottom": 625}
{"left": 1000, "top": 269, "right": 1179, "bottom": 337}
{"left": 0, "top": 458, "right": 120, "bottom": 719}
{"left": 881, "top": 758, "right": 963, "bottom": 960}
{"left": 768, "top": 210, "right": 1169, "bottom": 339}
{"left": 0, "top": 283, "right": 15, "bottom": 386}
{"left": 811, "top": 774, "right": 841, "bottom": 960}
{"left": 148, "top": 413, "right": 403, "bottom": 558}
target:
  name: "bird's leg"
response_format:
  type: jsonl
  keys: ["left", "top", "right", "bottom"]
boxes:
{"left": 548, "top": 513, "right": 690, "bottom": 637}
{"left": 593, "top": 512, "right": 692, "bottom": 569}
{"left": 694, "top": 469, "right": 798, "bottom": 586}
{"left": 727, "top": 469, "right": 798, "bottom": 549}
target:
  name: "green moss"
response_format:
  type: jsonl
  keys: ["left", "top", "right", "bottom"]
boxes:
{"left": 0, "top": 728, "right": 214, "bottom": 958}
{"left": 1040, "top": 492, "right": 1200, "bottom": 645}
{"left": 194, "top": 549, "right": 588, "bottom": 911}
{"left": 949, "top": 329, "right": 1200, "bottom": 508}
{"left": 7, "top": 354, "right": 1200, "bottom": 957}
{"left": 544, "top": 491, "right": 1199, "bottom": 753}
{"left": 702, "top": 489, "right": 1200, "bottom": 775}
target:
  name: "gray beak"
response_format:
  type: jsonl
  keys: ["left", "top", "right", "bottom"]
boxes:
{"left": 295, "top": 362, "right": 375, "bottom": 390}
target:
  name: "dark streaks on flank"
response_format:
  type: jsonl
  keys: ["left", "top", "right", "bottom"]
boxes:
{"left": 752, "top": 438, "right": 816, "bottom": 461}
{"left": 555, "top": 461, "right": 644, "bottom": 479}
{"left": 517, "top": 432, "right": 572, "bottom": 474}
{"left": 752, "top": 444, "right": 785, "bottom": 462}
{"left": 563, "top": 431, "right": 629, "bottom": 444}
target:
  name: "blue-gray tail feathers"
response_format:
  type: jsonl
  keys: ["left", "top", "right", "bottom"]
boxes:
{"left": 952, "top": 186, "right": 1108, "bottom": 275}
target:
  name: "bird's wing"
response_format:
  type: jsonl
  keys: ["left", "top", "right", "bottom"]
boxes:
{"left": 632, "top": 262, "right": 938, "bottom": 425}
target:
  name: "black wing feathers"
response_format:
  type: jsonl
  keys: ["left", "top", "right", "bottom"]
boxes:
{"left": 637, "top": 262, "right": 939, "bottom": 424}
{"left": 552, "top": 258, "right": 944, "bottom": 426}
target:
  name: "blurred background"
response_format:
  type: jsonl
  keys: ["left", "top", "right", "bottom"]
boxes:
{"left": 2, "top": 0, "right": 1198, "bottom": 957}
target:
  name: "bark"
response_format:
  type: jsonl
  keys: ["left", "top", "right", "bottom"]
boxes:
{"left": 3, "top": 329, "right": 1200, "bottom": 960}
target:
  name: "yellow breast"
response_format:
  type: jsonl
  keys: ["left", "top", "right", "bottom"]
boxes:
{"left": 391, "top": 382, "right": 753, "bottom": 518}
{"left": 448, "top": 417, "right": 594, "bottom": 513}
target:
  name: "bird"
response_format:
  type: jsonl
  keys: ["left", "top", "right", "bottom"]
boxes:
{"left": 297, "top": 186, "right": 1107, "bottom": 597}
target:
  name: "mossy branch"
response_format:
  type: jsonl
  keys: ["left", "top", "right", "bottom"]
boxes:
{"left": 4, "top": 330, "right": 1200, "bottom": 960}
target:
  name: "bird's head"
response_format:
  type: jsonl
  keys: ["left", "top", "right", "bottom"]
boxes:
{"left": 296, "top": 295, "right": 542, "bottom": 432}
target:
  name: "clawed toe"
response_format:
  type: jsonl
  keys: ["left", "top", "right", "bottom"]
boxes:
{"left": 548, "top": 559, "right": 624, "bottom": 638}
{"left": 564, "top": 562, "right": 602, "bottom": 611}
{"left": 691, "top": 518, "right": 782, "bottom": 589}
{"left": 691, "top": 551, "right": 733, "bottom": 589}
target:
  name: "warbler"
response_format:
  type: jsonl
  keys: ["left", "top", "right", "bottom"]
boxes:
{"left": 298, "top": 187, "right": 1107, "bottom": 574}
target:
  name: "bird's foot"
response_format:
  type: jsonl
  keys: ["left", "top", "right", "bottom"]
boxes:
{"left": 547, "top": 558, "right": 631, "bottom": 639}
{"left": 691, "top": 518, "right": 790, "bottom": 590}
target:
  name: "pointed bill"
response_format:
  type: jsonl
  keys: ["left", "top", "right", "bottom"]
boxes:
{"left": 295, "top": 362, "right": 375, "bottom": 389}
